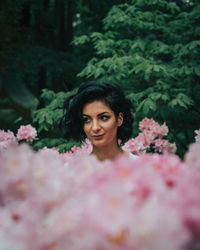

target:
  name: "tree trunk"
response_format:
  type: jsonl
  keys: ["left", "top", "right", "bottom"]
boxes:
{"left": 65, "top": 0, "right": 74, "bottom": 51}
{"left": 54, "top": 0, "right": 65, "bottom": 50}
{"left": 20, "top": 3, "right": 30, "bottom": 28}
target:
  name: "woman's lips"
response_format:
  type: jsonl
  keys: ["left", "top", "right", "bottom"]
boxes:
{"left": 92, "top": 134, "right": 105, "bottom": 140}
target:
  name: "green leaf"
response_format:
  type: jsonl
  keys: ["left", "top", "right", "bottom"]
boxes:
{"left": 168, "top": 99, "right": 179, "bottom": 108}
{"left": 148, "top": 93, "right": 162, "bottom": 101}
{"left": 38, "top": 113, "right": 45, "bottom": 124}
{"left": 136, "top": 99, "right": 146, "bottom": 112}
{"left": 143, "top": 100, "right": 150, "bottom": 114}
{"left": 177, "top": 93, "right": 194, "bottom": 106}
{"left": 91, "top": 32, "right": 103, "bottom": 41}
{"left": 161, "top": 94, "right": 170, "bottom": 102}
{"left": 41, "top": 89, "right": 55, "bottom": 102}
{"left": 14, "top": 117, "right": 23, "bottom": 123}
{"left": 46, "top": 115, "right": 53, "bottom": 126}
{"left": 135, "top": 63, "right": 145, "bottom": 74}
{"left": 146, "top": 99, "right": 157, "bottom": 112}
{"left": 73, "top": 35, "right": 90, "bottom": 45}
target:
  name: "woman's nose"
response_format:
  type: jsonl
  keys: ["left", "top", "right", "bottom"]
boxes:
{"left": 92, "top": 120, "right": 100, "bottom": 132}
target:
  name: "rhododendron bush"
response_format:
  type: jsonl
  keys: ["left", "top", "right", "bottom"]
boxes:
{"left": 0, "top": 118, "right": 175, "bottom": 155}
{"left": 1, "top": 122, "right": 200, "bottom": 250}
{"left": 0, "top": 142, "right": 200, "bottom": 250}
{"left": 0, "top": 124, "right": 37, "bottom": 152}
{"left": 123, "top": 118, "right": 176, "bottom": 155}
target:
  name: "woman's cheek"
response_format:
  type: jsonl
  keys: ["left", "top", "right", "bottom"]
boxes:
{"left": 83, "top": 124, "right": 90, "bottom": 133}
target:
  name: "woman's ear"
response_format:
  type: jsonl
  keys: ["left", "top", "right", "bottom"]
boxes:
{"left": 117, "top": 112, "right": 123, "bottom": 127}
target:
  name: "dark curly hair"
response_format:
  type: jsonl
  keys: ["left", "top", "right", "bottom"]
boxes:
{"left": 63, "top": 81, "right": 133, "bottom": 145}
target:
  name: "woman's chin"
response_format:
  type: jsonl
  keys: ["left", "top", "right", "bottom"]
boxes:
{"left": 92, "top": 141, "right": 105, "bottom": 148}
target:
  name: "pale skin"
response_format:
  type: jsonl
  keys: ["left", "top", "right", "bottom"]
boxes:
{"left": 82, "top": 101, "right": 128, "bottom": 161}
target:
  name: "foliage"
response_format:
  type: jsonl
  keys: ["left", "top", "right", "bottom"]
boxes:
{"left": 75, "top": 0, "right": 200, "bottom": 157}
{"left": 1, "top": 0, "right": 200, "bottom": 157}
{"left": 31, "top": 88, "right": 80, "bottom": 152}
{"left": 0, "top": 0, "right": 86, "bottom": 125}
{"left": 0, "top": 0, "right": 125, "bottom": 130}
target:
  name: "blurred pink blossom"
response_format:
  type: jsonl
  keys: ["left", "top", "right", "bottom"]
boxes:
{"left": 194, "top": 129, "right": 200, "bottom": 143}
{"left": 59, "top": 151, "right": 74, "bottom": 163}
{"left": 0, "top": 129, "right": 16, "bottom": 151}
{"left": 71, "top": 145, "right": 81, "bottom": 153}
{"left": 185, "top": 142, "right": 200, "bottom": 169}
{"left": 1, "top": 143, "right": 199, "bottom": 249}
{"left": 2, "top": 122, "right": 200, "bottom": 250}
{"left": 16, "top": 125, "right": 37, "bottom": 142}
{"left": 169, "top": 166, "right": 200, "bottom": 244}
{"left": 81, "top": 139, "right": 93, "bottom": 154}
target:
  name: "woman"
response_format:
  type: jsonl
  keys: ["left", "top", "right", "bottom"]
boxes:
{"left": 63, "top": 81, "right": 135, "bottom": 161}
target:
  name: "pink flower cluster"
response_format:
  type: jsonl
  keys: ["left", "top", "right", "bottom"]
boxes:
{"left": 0, "top": 129, "right": 16, "bottom": 152}
{"left": 16, "top": 125, "right": 37, "bottom": 142}
{"left": 123, "top": 118, "right": 176, "bottom": 155}
{"left": 0, "top": 142, "right": 200, "bottom": 250}
{"left": 184, "top": 128, "right": 200, "bottom": 169}
{"left": 194, "top": 129, "right": 200, "bottom": 143}
{"left": 0, "top": 125, "right": 37, "bottom": 151}
{"left": 58, "top": 139, "right": 93, "bottom": 163}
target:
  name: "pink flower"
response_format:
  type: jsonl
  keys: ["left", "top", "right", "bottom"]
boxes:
{"left": 153, "top": 139, "right": 168, "bottom": 152}
{"left": 139, "top": 118, "right": 169, "bottom": 137}
{"left": 139, "top": 118, "right": 159, "bottom": 132}
{"left": 153, "top": 139, "right": 176, "bottom": 154}
{"left": 71, "top": 146, "right": 81, "bottom": 153}
{"left": 195, "top": 129, "right": 200, "bottom": 143}
{"left": 0, "top": 143, "right": 197, "bottom": 250}
{"left": 156, "top": 122, "right": 169, "bottom": 137}
{"left": 16, "top": 125, "right": 37, "bottom": 142}
{"left": 169, "top": 167, "right": 200, "bottom": 241}
{"left": 185, "top": 142, "right": 200, "bottom": 169}
{"left": 60, "top": 151, "right": 74, "bottom": 163}
{"left": 140, "top": 130, "right": 155, "bottom": 147}
{"left": 0, "top": 130, "right": 15, "bottom": 142}
{"left": 0, "top": 129, "right": 16, "bottom": 151}
{"left": 81, "top": 139, "right": 93, "bottom": 154}
{"left": 123, "top": 137, "right": 146, "bottom": 155}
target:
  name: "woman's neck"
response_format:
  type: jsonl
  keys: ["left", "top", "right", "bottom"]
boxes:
{"left": 92, "top": 144, "right": 125, "bottom": 162}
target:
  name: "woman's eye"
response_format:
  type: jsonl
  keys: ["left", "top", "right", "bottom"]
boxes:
{"left": 100, "top": 115, "right": 109, "bottom": 121}
{"left": 82, "top": 117, "right": 90, "bottom": 123}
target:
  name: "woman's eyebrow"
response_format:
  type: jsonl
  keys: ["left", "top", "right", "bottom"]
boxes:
{"left": 82, "top": 112, "right": 109, "bottom": 117}
{"left": 98, "top": 112, "right": 109, "bottom": 116}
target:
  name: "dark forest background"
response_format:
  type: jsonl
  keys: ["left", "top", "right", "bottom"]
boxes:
{"left": 0, "top": 0, "right": 200, "bottom": 157}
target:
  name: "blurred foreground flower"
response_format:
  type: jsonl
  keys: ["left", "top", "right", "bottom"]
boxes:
{"left": 0, "top": 142, "right": 200, "bottom": 250}
{"left": 0, "top": 129, "right": 16, "bottom": 152}
{"left": 194, "top": 129, "right": 200, "bottom": 143}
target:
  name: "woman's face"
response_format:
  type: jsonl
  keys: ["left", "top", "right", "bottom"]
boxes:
{"left": 82, "top": 101, "right": 123, "bottom": 149}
